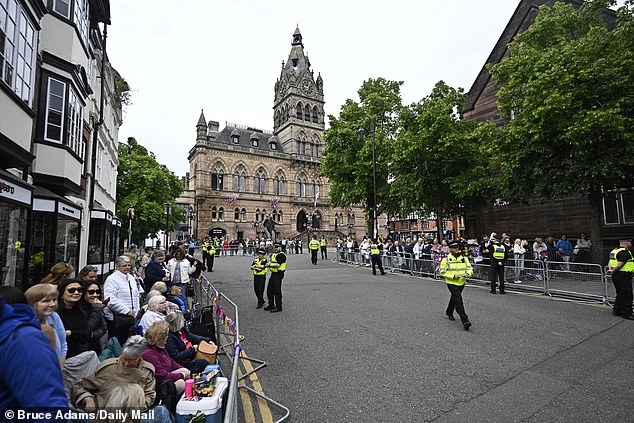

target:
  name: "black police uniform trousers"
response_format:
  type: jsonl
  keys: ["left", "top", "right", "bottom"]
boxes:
{"left": 371, "top": 254, "right": 385, "bottom": 275}
{"left": 311, "top": 249, "right": 318, "bottom": 265}
{"left": 612, "top": 271, "right": 633, "bottom": 316}
{"left": 253, "top": 274, "right": 266, "bottom": 305}
{"left": 446, "top": 283, "right": 469, "bottom": 323}
{"left": 206, "top": 253, "right": 214, "bottom": 271}
{"left": 489, "top": 261, "right": 505, "bottom": 293}
{"left": 267, "top": 271, "right": 284, "bottom": 308}
{"left": 321, "top": 246, "right": 327, "bottom": 259}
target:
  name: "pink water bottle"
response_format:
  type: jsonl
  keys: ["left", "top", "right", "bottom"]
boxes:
{"left": 185, "top": 379, "right": 194, "bottom": 398}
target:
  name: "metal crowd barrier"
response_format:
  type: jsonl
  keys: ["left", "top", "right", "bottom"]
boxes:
{"left": 335, "top": 248, "right": 612, "bottom": 304}
{"left": 193, "top": 276, "right": 290, "bottom": 423}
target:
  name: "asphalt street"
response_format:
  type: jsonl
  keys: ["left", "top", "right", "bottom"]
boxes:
{"left": 203, "top": 250, "right": 634, "bottom": 423}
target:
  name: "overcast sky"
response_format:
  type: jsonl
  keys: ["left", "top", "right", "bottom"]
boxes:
{"left": 106, "top": 0, "right": 621, "bottom": 177}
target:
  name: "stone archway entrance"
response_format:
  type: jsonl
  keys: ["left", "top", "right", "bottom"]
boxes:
{"left": 296, "top": 210, "right": 308, "bottom": 232}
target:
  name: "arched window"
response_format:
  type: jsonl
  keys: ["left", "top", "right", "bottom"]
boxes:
{"left": 211, "top": 164, "right": 224, "bottom": 190}
{"left": 240, "top": 208, "right": 247, "bottom": 222}
{"left": 312, "top": 142, "right": 318, "bottom": 157}
{"left": 254, "top": 169, "right": 266, "bottom": 194}
{"left": 298, "top": 138, "right": 306, "bottom": 155}
{"left": 347, "top": 213, "right": 355, "bottom": 225}
{"left": 255, "top": 209, "right": 262, "bottom": 222}
{"left": 311, "top": 180, "right": 320, "bottom": 199}
{"left": 233, "top": 165, "right": 246, "bottom": 192}
{"left": 277, "top": 210, "right": 283, "bottom": 223}
{"left": 211, "top": 206, "right": 218, "bottom": 220}
{"left": 312, "top": 106, "right": 319, "bottom": 123}
{"left": 234, "top": 207, "right": 240, "bottom": 221}
{"left": 273, "top": 171, "right": 285, "bottom": 195}
{"left": 296, "top": 174, "right": 307, "bottom": 197}
{"left": 296, "top": 102, "right": 303, "bottom": 119}
{"left": 285, "top": 104, "right": 290, "bottom": 121}
{"left": 218, "top": 207, "right": 225, "bottom": 221}
{"left": 304, "top": 104, "right": 310, "bottom": 121}
{"left": 271, "top": 210, "right": 277, "bottom": 222}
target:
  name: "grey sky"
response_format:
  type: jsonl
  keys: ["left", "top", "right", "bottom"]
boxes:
{"left": 107, "top": 1, "right": 622, "bottom": 177}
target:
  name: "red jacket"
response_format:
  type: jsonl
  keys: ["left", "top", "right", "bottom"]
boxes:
{"left": 143, "top": 344, "right": 185, "bottom": 383}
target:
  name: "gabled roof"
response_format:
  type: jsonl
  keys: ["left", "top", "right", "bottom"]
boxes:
{"left": 214, "top": 125, "right": 284, "bottom": 153}
{"left": 464, "top": 0, "right": 585, "bottom": 113}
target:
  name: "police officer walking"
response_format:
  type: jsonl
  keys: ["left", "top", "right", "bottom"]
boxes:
{"left": 309, "top": 237, "right": 320, "bottom": 265}
{"left": 250, "top": 248, "right": 268, "bottom": 309}
{"left": 440, "top": 240, "right": 473, "bottom": 330}
{"left": 489, "top": 235, "right": 508, "bottom": 294}
{"left": 264, "top": 243, "right": 286, "bottom": 313}
{"left": 370, "top": 239, "right": 386, "bottom": 276}
{"left": 608, "top": 239, "right": 634, "bottom": 320}
{"left": 203, "top": 239, "right": 215, "bottom": 272}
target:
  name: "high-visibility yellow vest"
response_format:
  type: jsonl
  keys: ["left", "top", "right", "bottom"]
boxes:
{"left": 320, "top": 239, "right": 326, "bottom": 247}
{"left": 270, "top": 252, "right": 286, "bottom": 272}
{"left": 370, "top": 244, "right": 380, "bottom": 255}
{"left": 492, "top": 245, "right": 506, "bottom": 260}
{"left": 208, "top": 244, "right": 216, "bottom": 254}
{"left": 609, "top": 248, "right": 634, "bottom": 272}
{"left": 309, "top": 240, "right": 320, "bottom": 250}
{"left": 252, "top": 257, "right": 267, "bottom": 275}
{"left": 439, "top": 253, "right": 473, "bottom": 286}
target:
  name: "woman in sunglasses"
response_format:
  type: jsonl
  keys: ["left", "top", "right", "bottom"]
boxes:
{"left": 57, "top": 279, "right": 94, "bottom": 358}
{"left": 81, "top": 280, "right": 108, "bottom": 355}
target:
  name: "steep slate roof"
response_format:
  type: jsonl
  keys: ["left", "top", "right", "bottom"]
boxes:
{"left": 214, "top": 126, "right": 284, "bottom": 153}
{"left": 464, "top": 0, "right": 585, "bottom": 113}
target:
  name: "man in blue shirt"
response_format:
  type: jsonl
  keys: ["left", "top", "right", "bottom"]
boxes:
{"left": 556, "top": 234, "right": 573, "bottom": 271}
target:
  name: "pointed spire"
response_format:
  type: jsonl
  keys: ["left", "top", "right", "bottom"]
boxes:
{"left": 197, "top": 109, "right": 206, "bottom": 127}
{"left": 292, "top": 25, "right": 303, "bottom": 47}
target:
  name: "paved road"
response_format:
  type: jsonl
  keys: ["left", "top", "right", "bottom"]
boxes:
{"left": 203, "top": 251, "right": 634, "bottom": 423}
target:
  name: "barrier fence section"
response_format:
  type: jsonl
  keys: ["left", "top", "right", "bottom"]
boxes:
{"left": 193, "top": 276, "right": 290, "bottom": 423}
{"left": 335, "top": 248, "right": 613, "bottom": 304}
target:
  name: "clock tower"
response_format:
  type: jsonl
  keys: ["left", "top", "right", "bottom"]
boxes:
{"left": 273, "top": 27, "right": 325, "bottom": 155}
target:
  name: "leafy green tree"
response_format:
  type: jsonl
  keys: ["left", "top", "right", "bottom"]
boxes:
{"left": 392, "top": 81, "right": 496, "bottom": 241}
{"left": 489, "top": 0, "right": 634, "bottom": 259}
{"left": 116, "top": 137, "right": 184, "bottom": 246}
{"left": 321, "top": 78, "right": 403, "bottom": 237}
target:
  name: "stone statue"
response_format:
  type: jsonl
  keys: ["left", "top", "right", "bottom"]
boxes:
{"left": 263, "top": 215, "right": 276, "bottom": 239}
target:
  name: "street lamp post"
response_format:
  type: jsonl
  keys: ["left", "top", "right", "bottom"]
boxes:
{"left": 163, "top": 202, "right": 172, "bottom": 249}
{"left": 188, "top": 205, "right": 196, "bottom": 240}
{"left": 358, "top": 117, "right": 378, "bottom": 240}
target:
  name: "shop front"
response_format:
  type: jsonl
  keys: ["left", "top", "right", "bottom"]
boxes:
{"left": 0, "top": 170, "right": 32, "bottom": 288}
{"left": 29, "top": 187, "right": 82, "bottom": 285}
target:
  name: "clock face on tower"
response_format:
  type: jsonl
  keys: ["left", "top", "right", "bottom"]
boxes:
{"left": 300, "top": 79, "right": 314, "bottom": 95}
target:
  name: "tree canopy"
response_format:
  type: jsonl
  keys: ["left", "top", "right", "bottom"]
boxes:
{"left": 321, "top": 77, "right": 403, "bottom": 235}
{"left": 489, "top": 0, "right": 634, "bottom": 201}
{"left": 116, "top": 137, "right": 184, "bottom": 245}
{"left": 391, "top": 81, "right": 496, "bottom": 239}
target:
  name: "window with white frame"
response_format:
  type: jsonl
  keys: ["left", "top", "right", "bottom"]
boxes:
{"left": 233, "top": 166, "right": 246, "bottom": 192}
{"left": 0, "top": 1, "right": 37, "bottom": 105}
{"left": 273, "top": 172, "right": 285, "bottom": 195}
{"left": 67, "top": 88, "right": 84, "bottom": 158}
{"left": 53, "top": 0, "right": 71, "bottom": 17}
{"left": 73, "top": 0, "right": 89, "bottom": 45}
{"left": 109, "top": 161, "right": 116, "bottom": 194}
{"left": 45, "top": 78, "right": 66, "bottom": 142}
{"left": 254, "top": 169, "right": 266, "bottom": 194}
{"left": 95, "top": 141, "right": 103, "bottom": 183}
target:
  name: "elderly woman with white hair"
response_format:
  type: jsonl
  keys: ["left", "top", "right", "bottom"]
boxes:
{"left": 138, "top": 295, "right": 168, "bottom": 334}
{"left": 104, "top": 256, "right": 142, "bottom": 346}
{"left": 74, "top": 335, "right": 156, "bottom": 411}
{"left": 165, "top": 311, "right": 211, "bottom": 373}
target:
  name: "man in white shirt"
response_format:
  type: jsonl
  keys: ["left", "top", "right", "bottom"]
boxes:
{"left": 104, "top": 256, "right": 141, "bottom": 346}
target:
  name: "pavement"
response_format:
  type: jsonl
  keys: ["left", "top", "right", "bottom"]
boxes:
{"left": 202, "top": 250, "right": 634, "bottom": 423}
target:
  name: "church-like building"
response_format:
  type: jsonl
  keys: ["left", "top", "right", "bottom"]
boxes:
{"left": 185, "top": 27, "right": 365, "bottom": 242}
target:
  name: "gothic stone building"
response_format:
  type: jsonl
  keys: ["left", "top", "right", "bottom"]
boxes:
{"left": 187, "top": 28, "right": 364, "bottom": 242}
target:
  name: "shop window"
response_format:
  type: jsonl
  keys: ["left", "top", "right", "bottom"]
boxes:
{"left": 622, "top": 191, "right": 634, "bottom": 224}
{"left": 55, "top": 217, "right": 79, "bottom": 269}
{"left": 603, "top": 193, "right": 620, "bottom": 225}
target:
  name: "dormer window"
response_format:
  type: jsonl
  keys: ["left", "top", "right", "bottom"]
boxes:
{"left": 250, "top": 133, "right": 259, "bottom": 147}
{"left": 230, "top": 128, "right": 240, "bottom": 144}
{"left": 271, "top": 143, "right": 277, "bottom": 150}
{"left": 268, "top": 135, "right": 278, "bottom": 151}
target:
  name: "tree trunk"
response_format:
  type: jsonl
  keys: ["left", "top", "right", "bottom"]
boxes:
{"left": 436, "top": 210, "right": 443, "bottom": 242}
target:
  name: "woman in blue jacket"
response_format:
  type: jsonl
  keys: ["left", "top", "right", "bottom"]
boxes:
{"left": 164, "top": 311, "right": 210, "bottom": 373}
{"left": 144, "top": 251, "right": 170, "bottom": 293}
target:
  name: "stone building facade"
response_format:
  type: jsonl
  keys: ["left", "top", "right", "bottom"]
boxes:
{"left": 187, "top": 28, "right": 365, "bottom": 242}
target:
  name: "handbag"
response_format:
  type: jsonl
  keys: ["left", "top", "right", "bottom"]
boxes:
{"left": 194, "top": 340, "right": 218, "bottom": 364}
{"left": 113, "top": 312, "right": 135, "bottom": 330}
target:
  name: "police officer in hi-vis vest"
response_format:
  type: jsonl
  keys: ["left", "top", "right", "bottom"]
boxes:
{"left": 440, "top": 240, "right": 474, "bottom": 330}
{"left": 488, "top": 235, "right": 508, "bottom": 294}
{"left": 309, "top": 237, "right": 320, "bottom": 265}
{"left": 608, "top": 239, "right": 634, "bottom": 320}
{"left": 370, "top": 239, "right": 386, "bottom": 276}
{"left": 250, "top": 248, "right": 268, "bottom": 309}
{"left": 320, "top": 237, "right": 328, "bottom": 260}
{"left": 264, "top": 243, "right": 287, "bottom": 313}
{"left": 203, "top": 239, "right": 215, "bottom": 272}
